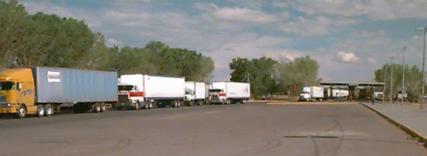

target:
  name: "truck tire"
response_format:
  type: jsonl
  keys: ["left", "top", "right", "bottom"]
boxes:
{"left": 135, "top": 102, "right": 140, "bottom": 110}
{"left": 44, "top": 104, "right": 54, "bottom": 116}
{"left": 37, "top": 105, "right": 45, "bottom": 117}
{"left": 172, "top": 100, "right": 178, "bottom": 107}
{"left": 101, "top": 103, "right": 107, "bottom": 112}
{"left": 17, "top": 105, "right": 26, "bottom": 118}
{"left": 94, "top": 104, "right": 101, "bottom": 113}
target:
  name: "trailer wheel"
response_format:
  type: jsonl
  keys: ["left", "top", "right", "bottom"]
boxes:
{"left": 37, "top": 105, "right": 45, "bottom": 117}
{"left": 173, "top": 101, "right": 177, "bottom": 107}
{"left": 94, "top": 104, "right": 101, "bottom": 113}
{"left": 44, "top": 104, "right": 54, "bottom": 116}
{"left": 101, "top": 104, "right": 107, "bottom": 112}
{"left": 135, "top": 102, "right": 140, "bottom": 110}
{"left": 17, "top": 105, "right": 26, "bottom": 118}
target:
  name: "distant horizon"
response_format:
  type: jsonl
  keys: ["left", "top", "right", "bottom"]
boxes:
{"left": 19, "top": 0, "right": 427, "bottom": 82}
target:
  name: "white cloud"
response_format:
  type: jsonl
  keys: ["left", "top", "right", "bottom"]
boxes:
{"left": 277, "top": 52, "right": 303, "bottom": 62}
{"left": 272, "top": 2, "right": 289, "bottom": 8}
{"left": 281, "top": 16, "right": 358, "bottom": 36}
{"left": 333, "top": 51, "right": 359, "bottom": 64}
{"left": 106, "top": 38, "right": 123, "bottom": 47}
{"left": 193, "top": 2, "right": 218, "bottom": 12}
{"left": 367, "top": 57, "right": 376, "bottom": 64}
{"left": 210, "top": 7, "right": 276, "bottom": 23}
{"left": 17, "top": 0, "right": 426, "bottom": 82}
{"left": 291, "top": 0, "right": 427, "bottom": 20}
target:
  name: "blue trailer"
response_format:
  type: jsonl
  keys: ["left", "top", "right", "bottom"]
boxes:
{"left": 33, "top": 67, "right": 118, "bottom": 113}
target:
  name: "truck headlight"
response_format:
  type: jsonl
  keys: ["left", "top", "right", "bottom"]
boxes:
{"left": 1, "top": 103, "right": 11, "bottom": 107}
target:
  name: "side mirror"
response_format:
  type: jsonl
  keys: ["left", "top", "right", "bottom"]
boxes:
{"left": 17, "top": 83, "right": 22, "bottom": 90}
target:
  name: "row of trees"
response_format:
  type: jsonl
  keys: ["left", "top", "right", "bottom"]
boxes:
{"left": 374, "top": 64, "right": 423, "bottom": 102}
{"left": 229, "top": 56, "right": 319, "bottom": 97}
{"left": 0, "top": 0, "right": 214, "bottom": 81}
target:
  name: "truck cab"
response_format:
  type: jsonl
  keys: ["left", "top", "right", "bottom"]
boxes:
{"left": 0, "top": 68, "right": 37, "bottom": 118}
{"left": 208, "top": 89, "right": 228, "bottom": 104}
{"left": 117, "top": 84, "right": 146, "bottom": 110}
{"left": 299, "top": 91, "right": 311, "bottom": 101}
{"left": 184, "top": 88, "right": 195, "bottom": 103}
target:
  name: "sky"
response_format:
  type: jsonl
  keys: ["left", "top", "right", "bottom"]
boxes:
{"left": 19, "top": 0, "right": 427, "bottom": 82}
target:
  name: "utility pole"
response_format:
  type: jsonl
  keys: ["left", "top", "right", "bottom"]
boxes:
{"left": 390, "top": 56, "right": 394, "bottom": 104}
{"left": 416, "top": 27, "right": 427, "bottom": 109}
{"left": 402, "top": 46, "right": 406, "bottom": 105}
{"left": 383, "top": 65, "right": 387, "bottom": 102}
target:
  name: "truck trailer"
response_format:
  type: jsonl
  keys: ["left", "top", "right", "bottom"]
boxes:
{"left": 209, "top": 82, "right": 250, "bottom": 104}
{"left": 184, "top": 81, "right": 207, "bottom": 106}
{"left": 0, "top": 67, "right": 117, "bottom": 118}
{"left": 119, "top": 74, "right": 185, "bottom": 108}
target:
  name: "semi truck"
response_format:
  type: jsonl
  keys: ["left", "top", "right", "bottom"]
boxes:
{"left": 117, "top": 75, "right": 148, "bottom": 110}
{"left": 184, "top": 81, "right": 207, "bottom": 106}
{"left": 119, "top": 74, "right": 185, "bottom": 108}
{"left": 299, "top": 86, "right": 324, "bottom": 101}
{"left": 209, "top": 82, "right": 250, "bottom": 104}
{"left": 0, "top": 67, "right": 117, "bottom": 118}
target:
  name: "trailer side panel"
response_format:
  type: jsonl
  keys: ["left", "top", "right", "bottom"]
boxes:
{"left": 33, "top": 67, "right": 117, "bottom": 103}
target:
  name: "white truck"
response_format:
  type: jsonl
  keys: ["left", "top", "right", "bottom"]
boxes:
{"left": 118, "top": 74, "right": 185, "bottom": 109}
{"left": 395, "top": 91, "right": 408, "bottom": 101}
{"left": 299, "top": 86, "right": 324, "bottom": 101}
{"left": 184, "top": 81, "right": 207, "bottom": 106}
{"left": 118, "top": 75, "right": 149, "bottom": 110}
{"left": 209, "top": 82, "right": 250, "bottom": 104}
{"left": 332, "top": 89, "right": 349, "bottom": 98}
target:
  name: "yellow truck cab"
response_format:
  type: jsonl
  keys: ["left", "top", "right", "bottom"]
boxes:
{"left": 0, "top": 68, "right": 39, "bottom": 118}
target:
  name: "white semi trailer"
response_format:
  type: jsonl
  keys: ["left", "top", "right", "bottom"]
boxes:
{"left": 119, "top": 74, "right": 185, "bottom": 108}
{"left": 209, "top": 82, "right": 250, "bottom": 104}
{"left": 184, "top": 81, "right": 207, "bottom": 106}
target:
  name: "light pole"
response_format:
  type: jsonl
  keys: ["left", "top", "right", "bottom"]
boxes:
{"left": 390, "top": 56, "right": 394, "bottom": 104}
{"left": 416, "top": 27, "right": 427, "bottom": 109}
{"left": 402, "top": 46, "right": 406, "bottom": 105}
{"left": 383, "top": 65, "right": 387, "bottom": 102}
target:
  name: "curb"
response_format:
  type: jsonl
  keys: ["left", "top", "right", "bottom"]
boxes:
{"left": 360, "top": 102, "right": 427, "bottom": 147}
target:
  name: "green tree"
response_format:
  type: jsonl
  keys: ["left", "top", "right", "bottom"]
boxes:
{"left": 230, "top": 57, "right": 278, "bottom": 97}
{"left": 0, "top": 0, "right": 27, "bottom": 69}
{"left": 115, "top": 41, "right": 214, "bottom": 81}
{"left": 277, "top": 56, "right": 319, "bottom": 96}
{"left": 0, "top": 0, "right": 215, "bottom": 81}
{"left": 374, "top": 64, "right": 422, "bottom": 102}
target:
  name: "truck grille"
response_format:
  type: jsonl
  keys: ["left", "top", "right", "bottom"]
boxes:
{"left": 0, "top": 102, "right": 10, "bottom": 108}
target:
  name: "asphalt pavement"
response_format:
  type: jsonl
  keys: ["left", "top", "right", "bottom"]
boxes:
{"left": 0, "top": 103, "right": 426, "bottom": 156}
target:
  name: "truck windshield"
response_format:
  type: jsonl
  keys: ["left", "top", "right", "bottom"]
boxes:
{"left": 0, "top": 82, "right": 14, "bottom": 90}
{"left": 209, "top": 89, "right": 222, "bottom": 93}
{"left": 118, "top": 85, "right": 134, "bottom": 91}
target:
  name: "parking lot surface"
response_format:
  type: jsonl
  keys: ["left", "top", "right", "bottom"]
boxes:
{"left": 0, "top": 103, "right": 426, "bottom": 156}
